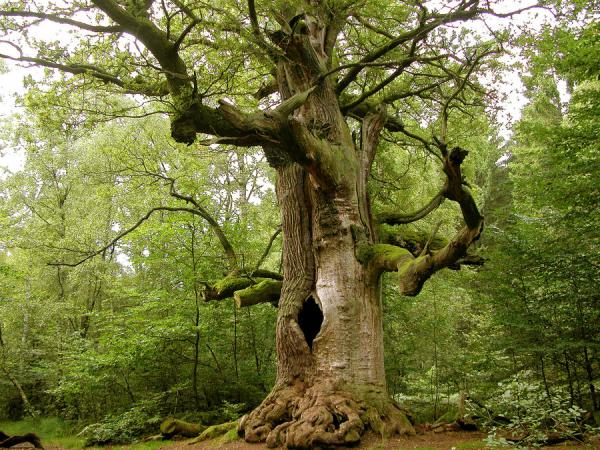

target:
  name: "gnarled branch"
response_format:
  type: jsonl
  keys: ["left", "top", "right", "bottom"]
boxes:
{"left": 0, "top": 10, "right": 123, "bottom": 32}
{"left": 359, "top": 147, "right": 483, "bottom": 296}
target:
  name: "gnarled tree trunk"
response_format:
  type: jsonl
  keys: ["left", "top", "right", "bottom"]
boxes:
{"left": 232, "top": 8, "right": 484, "bottom": 448}
{"left": 240, "top": 161, "right": 414, "bottom": 448}
{"left": 238, "top": 23, "right": 415, "bottom": 442}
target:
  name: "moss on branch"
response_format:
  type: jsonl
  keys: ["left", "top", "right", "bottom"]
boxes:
{"left": 357, "top": 244, "right": 413, "bottom": 272}
{"left": 203, "top": 271, "right": 283, "bottom": 306}
{"left": 160, "top": 418, "right": 203, "bottom": 438}
{"left": 377, "top": 224, "right": 447, "bottom": 255}
{"left": 234, "top": 279, "right": 282, "bottom": 308}
{"left": 189, "top": 421, "right": 239, "bottom": 443}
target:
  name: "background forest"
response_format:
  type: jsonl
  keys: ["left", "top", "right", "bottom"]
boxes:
{"left": 0, "top": 0, "right": 598, "bottom": 446}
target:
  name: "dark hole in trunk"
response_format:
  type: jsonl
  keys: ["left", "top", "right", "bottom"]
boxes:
{"left": 297, "top": 296, "right": 323, "bottom": 350}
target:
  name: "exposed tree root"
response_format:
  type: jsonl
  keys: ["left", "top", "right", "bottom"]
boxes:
{"left": 239, "top": 382, "right": 415, "bottom": 449}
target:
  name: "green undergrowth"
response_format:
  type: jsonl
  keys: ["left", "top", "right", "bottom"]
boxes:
{"left": 0, "top": 417, "right": 85, "bottom": 449}
{"left": 453, "top": 440, "right": 487, "bottom": 449}
{"left": 0, "top": 418, "right": 176, "bottom": 450}
{"left": 367, "top": 438, "right": 486, "bottom": 450}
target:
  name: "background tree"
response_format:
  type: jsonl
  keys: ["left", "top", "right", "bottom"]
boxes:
{"left": 470, "top": 10, "right": 600, "bottom": 419}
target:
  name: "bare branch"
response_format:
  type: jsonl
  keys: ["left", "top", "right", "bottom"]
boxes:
{"left": 48, "top": 206, "right": 198, "bottom": 267}
{"left": 255, "top": 226, "right": 282, "bottom": 271}
{"left": 439, "top": 49, "right": 497, "bottom": 144}
{"left": 172, "top": 19, "right": 199, "bottom": 52}
{"left": 335, "top": 3, "right": 480, "bottom": 94}
{"left": 0, "top": 10, "right": 123, "bottom": 32}
{"left": 0, "top": 50, "right": 123, "bottom": 86}
{"left": 376, "top": 192, "right": 445, "bottom": 225}
{"left": 167, "top": 179, "right": 238, "bottom": 271}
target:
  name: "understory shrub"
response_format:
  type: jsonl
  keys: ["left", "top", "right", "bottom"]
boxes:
{"left": 78, "top": 401, "right": 162, "bottom": 445}
{"left": 476, "top": 371, "right": 600, "bottom": 447}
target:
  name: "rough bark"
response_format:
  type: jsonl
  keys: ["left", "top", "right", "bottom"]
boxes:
{"left": 237, "top": 25, "right": 418, "bottom": 442}
{"left": 238, "top": 164, "right": 416, "bottom": 448}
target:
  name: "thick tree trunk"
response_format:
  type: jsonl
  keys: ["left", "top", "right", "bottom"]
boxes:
{"left": 239, "top": 161, "right": 414, "bottom": 448}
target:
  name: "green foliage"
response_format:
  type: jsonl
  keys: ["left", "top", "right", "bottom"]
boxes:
{"left": 0, "top": 1, "right": 598, "bottom": 447}
{"left": 481, "top": 372, "right": 598, "bottom": 447}
{"left": 79, "top": 402, "right": 162, "bottom": 445}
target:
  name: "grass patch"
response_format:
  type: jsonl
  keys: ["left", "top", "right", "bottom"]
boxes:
{"left": 455, "top": 439, "right": 487, "bottom": 449}
{"left": 0, "top": 417, "right": 85, "bottom": 449}
{"left": 0, "top": 418, "right": 177, "bottom": 450}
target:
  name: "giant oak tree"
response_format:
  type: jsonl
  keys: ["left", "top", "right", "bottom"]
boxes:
{"left": 0, "top": 0, "right": 529, "bottom": 447}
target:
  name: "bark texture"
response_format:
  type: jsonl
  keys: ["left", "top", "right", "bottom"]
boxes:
{"left": 236, "top": 21, "right": 418, "bottom": 444}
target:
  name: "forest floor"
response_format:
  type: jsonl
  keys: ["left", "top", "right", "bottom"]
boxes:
{"left": 8, "top": 434, "right": 600, "bottom": 450}
{"left": 6, "top": 429, "right": 600, "bottom": 450}
{"left": 151, "top": 431, "right": 599, "bottom": 450}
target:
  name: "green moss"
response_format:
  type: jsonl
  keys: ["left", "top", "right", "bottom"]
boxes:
{"left": 234, "top": 279, "right": 282, "bottom": 307}
{"left": 397, "top": 255, "right": 425, "bottom": 277}
{"left": 214, "top": 427, "right": 240, "bottom": 446}
{"left": 213, "top": 276, "right": 254, "bottom": 297}
{"left": 372, "top": 244, "right": 412, "bottom": 260}
{"left": 189, "top": 421, "right": 238, "bottom": 443}
{"left": 159, "top": 417, "right": 202, "bottom": 437}
{"left": 357, "top": 244, "right": 412, "bottom": 270}
{"left": 249, "top": 269, "right": 283, "bottom": 280}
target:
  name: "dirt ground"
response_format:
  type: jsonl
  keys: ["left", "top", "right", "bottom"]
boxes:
{"left": 156, "top": 431, "right": 599, "bottom": 450}
{"left": 8, "top": 431, "right": 599, "bottom": 450}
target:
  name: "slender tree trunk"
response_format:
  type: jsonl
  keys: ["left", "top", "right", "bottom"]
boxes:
{"left": 583, "top": 347, "right": 598, "bottom": 412}
{"left": 432, "top": 297, "right": 439, "bottom": 419}
{"left": 190, "top": 224, "right": 202, "bottom": 410}
{"left": 539, "top": 354, "right": 553, "bottom": 409}
{"left": 246, "top": 308, "right": 262, "bottom": 380}
{"left": 1, "top": 366, "right": 36, "bottom": 418}
{"left": 564, "top": 351, "right": 575, "bottom": 407}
